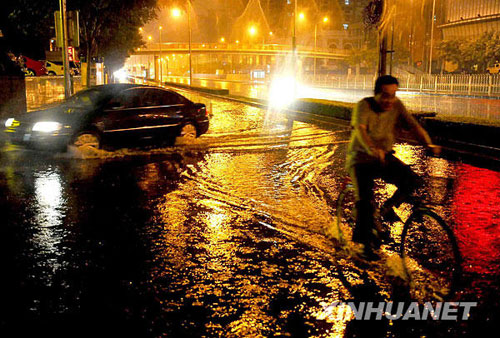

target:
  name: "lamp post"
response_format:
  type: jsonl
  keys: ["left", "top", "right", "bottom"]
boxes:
{"left": 172, "top": 3, "right": 192, "bottom": 87}
{"left": 314, "top": 16, "right": 328, "bottom": 80}
{"left": 159, "top": 26, "right": 162, "bottom": 83}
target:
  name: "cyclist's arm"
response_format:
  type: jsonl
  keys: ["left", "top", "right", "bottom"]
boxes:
{"left": 399, "top": 104, "right": 440, "bottom": 154}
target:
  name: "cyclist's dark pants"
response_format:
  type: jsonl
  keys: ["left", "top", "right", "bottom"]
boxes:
{"left": 348, "top": 153, "right": 418, "bottom": 241}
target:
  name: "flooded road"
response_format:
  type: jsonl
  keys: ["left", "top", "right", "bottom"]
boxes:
{"left": 1, "top": 93, "right": 499, "bottom": 337}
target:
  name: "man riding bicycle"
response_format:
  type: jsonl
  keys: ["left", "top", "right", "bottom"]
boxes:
{"left": 346, "top": 75, "right": 440, "bottom": 258}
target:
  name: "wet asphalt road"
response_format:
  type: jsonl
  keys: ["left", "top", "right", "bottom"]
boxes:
{"left": 0, "top": 93, "right": 499, "bottom": 337}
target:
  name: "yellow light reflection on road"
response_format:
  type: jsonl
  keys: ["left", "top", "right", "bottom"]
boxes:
{"left": 33, "top": 170, "right": 67, "bottom": 276}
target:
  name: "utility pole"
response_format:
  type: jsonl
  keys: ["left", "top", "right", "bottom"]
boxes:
{"left": 428, "top": 0, "right": 436, "bottom": 75}
{"left": 188, "top": 0, "right": 193, "bottom": 87}
{"left": 378, "top": 30, "right": 388, "bottom": 76}
{"left": 292, "top": 0, "right": 297, "bottom": 54}
{"left": 59, "top": 0, "right": 71, "bottom": 98}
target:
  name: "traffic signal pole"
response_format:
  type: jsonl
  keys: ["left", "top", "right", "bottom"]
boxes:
{"left": 59, "top": 0, "right": 72, "bottom": 98}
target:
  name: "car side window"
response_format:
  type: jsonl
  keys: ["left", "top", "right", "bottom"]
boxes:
{"left": 142, "top": 89, "right": 163, "bottom": 107}
{"left": 108, "top": 88, "right": 147, "bottom": 108}
{"left": 159, "top": 90, "right": 187, "bottom": 105}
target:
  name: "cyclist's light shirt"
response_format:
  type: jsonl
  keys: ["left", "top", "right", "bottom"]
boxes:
{"left": 347, "top": 97, "right": 419, "bottom": 168}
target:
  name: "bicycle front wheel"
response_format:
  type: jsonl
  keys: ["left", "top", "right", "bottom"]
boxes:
{"left": 400, "top": 209, "right": 462, "bottom": 300}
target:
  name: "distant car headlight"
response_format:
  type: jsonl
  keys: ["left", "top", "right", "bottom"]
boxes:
{"left": 5, "top": 118, "right": 15, "bottom": 128}
{"left": 32, "top": 121, "right": 63, "bottom": 133}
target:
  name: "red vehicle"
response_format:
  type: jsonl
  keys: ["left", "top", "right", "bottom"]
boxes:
{"left": 19, "top": 55, "right": 47, "bottom": 76}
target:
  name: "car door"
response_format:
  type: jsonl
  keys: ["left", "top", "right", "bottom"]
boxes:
{"left": 100, "top": 88, "right": 151, "bottom": 143}
{"left": 138, "top": 88, "right": 187, "bottom": 139}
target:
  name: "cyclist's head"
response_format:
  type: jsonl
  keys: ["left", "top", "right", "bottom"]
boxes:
{"left": 374, "top": 75, "right": 399, "bottom": 94}
{"left": 374, "top": 75, "right": 399, "bottom": 111}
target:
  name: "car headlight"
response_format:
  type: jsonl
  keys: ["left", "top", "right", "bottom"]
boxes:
{"left": 5, "top": 118, "right": 15, "bottom": 128}
{"left": 32, "top": 121, "right": 63, "bottom": 133}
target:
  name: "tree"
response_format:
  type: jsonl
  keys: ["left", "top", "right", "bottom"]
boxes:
{"left": 438, "top": 32, "right": 500, "bottom": 73}
{"left": 72, "top": 0, "right": 157, "bottom": 83}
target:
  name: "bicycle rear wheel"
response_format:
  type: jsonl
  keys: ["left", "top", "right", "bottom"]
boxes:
{"left": 335, "top": 184, "right": 356, "bottom": 247}
{"left": 400, "top": 209, "right": 461, "bottom": 300}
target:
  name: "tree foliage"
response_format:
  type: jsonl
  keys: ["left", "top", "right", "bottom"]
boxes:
{"left": 71, "top": 0, "right": 157, "bottom": 73}
{"left": 0, "top": 0, "right": 57, "bottom": 58}
{"left": 438, "top": 32, "right": 500, "bottom": 73}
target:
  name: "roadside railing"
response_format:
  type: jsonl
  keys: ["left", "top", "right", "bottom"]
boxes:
{"left": 25, "top": 76, "right": 82, "bottom": 111}
{"left": 304, "top": 73, "right": 500, "bottom": 97}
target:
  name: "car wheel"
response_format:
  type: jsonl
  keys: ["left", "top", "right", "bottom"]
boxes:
{"left": 48, "top": 71, "right": 56, "bottom": 76}
{"left": 26, "top": 69, "right": 36, "bottom": 76}
{"left": 73, "top": 132, "right": 101, "bottom": 148}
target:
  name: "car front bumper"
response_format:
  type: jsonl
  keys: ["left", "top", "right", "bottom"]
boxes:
{"left": 4, "top": 129, "right": 72, "bottom": 151}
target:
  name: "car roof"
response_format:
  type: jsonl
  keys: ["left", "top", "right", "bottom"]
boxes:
{"left": 86, "top": 84, "right": 190, "bottom": 101}
{"left": 92, "top": 83, "right": 183, "bottom": 95}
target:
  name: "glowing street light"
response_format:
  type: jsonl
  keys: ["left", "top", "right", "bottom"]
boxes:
{"left": 220, "top": 37, "right": 225, "bottom": 43}
{"left": 171, "top": 8, "right": 181, "bottom": 18}
{"left": 299, "top": 12, "right": 305, "bottom": 21}
{"left": 248, "top": 26, "right": 257, "bottom": 36}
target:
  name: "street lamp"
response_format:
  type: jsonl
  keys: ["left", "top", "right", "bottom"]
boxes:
{"left": 171, "top": 3, "right": 192, "bottom": 87}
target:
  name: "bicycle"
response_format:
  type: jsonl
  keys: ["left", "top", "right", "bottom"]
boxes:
{"left": 334, "top": 174, "right": 462, "bottom": 300}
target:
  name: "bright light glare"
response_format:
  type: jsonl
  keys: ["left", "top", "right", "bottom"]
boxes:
{"left": 171, "top": 8, "right": 181, "bottom": 17}
{"left": 323, "top": 17, "right": 329, "bottom": 23}
{"left": 299, "top": 12, "right": 305, "bottom": 21}
{"left": 114, "top": 68, "right": 128, "bottom": 83}
{"left": 32, "top": 122, "right": 62, "bottom": 133}
{"left": 5, "top": 118, "right": 14, "bottom": 127}
{"left": 269, "top": 76, "right": 298, "bottom": 109}
{"left": 248, "top": 26, "right": 257, "bottom": 36}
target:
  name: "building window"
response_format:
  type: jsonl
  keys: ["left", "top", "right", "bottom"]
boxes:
{"left": 345, "top": 0, "right": 350, "bottom": 5}
{"left": 343, "top": 24, "right": 349, "bottom": 30}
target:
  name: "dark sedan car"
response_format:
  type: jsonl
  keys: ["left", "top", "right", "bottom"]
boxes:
{"left": 3, "top": 84, "right": 209, "bottom": 151}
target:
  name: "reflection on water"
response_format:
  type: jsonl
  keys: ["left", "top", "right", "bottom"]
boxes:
{"left": 451, "top": 164, "right": 500, "bottom": 276}
{"left": 31, "top": 169, "right": 67, "bottom": 282}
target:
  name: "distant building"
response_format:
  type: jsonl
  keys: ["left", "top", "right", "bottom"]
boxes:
{"left": 438, "top": 0, "right": 500, "bottom": 39}
{"left": 320, "top": 0, "right": 371, "bottom": 51}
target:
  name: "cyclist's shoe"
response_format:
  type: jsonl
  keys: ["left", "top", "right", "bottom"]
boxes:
{"left": 380, "top": 204, "right": 400, "bottom": 224}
